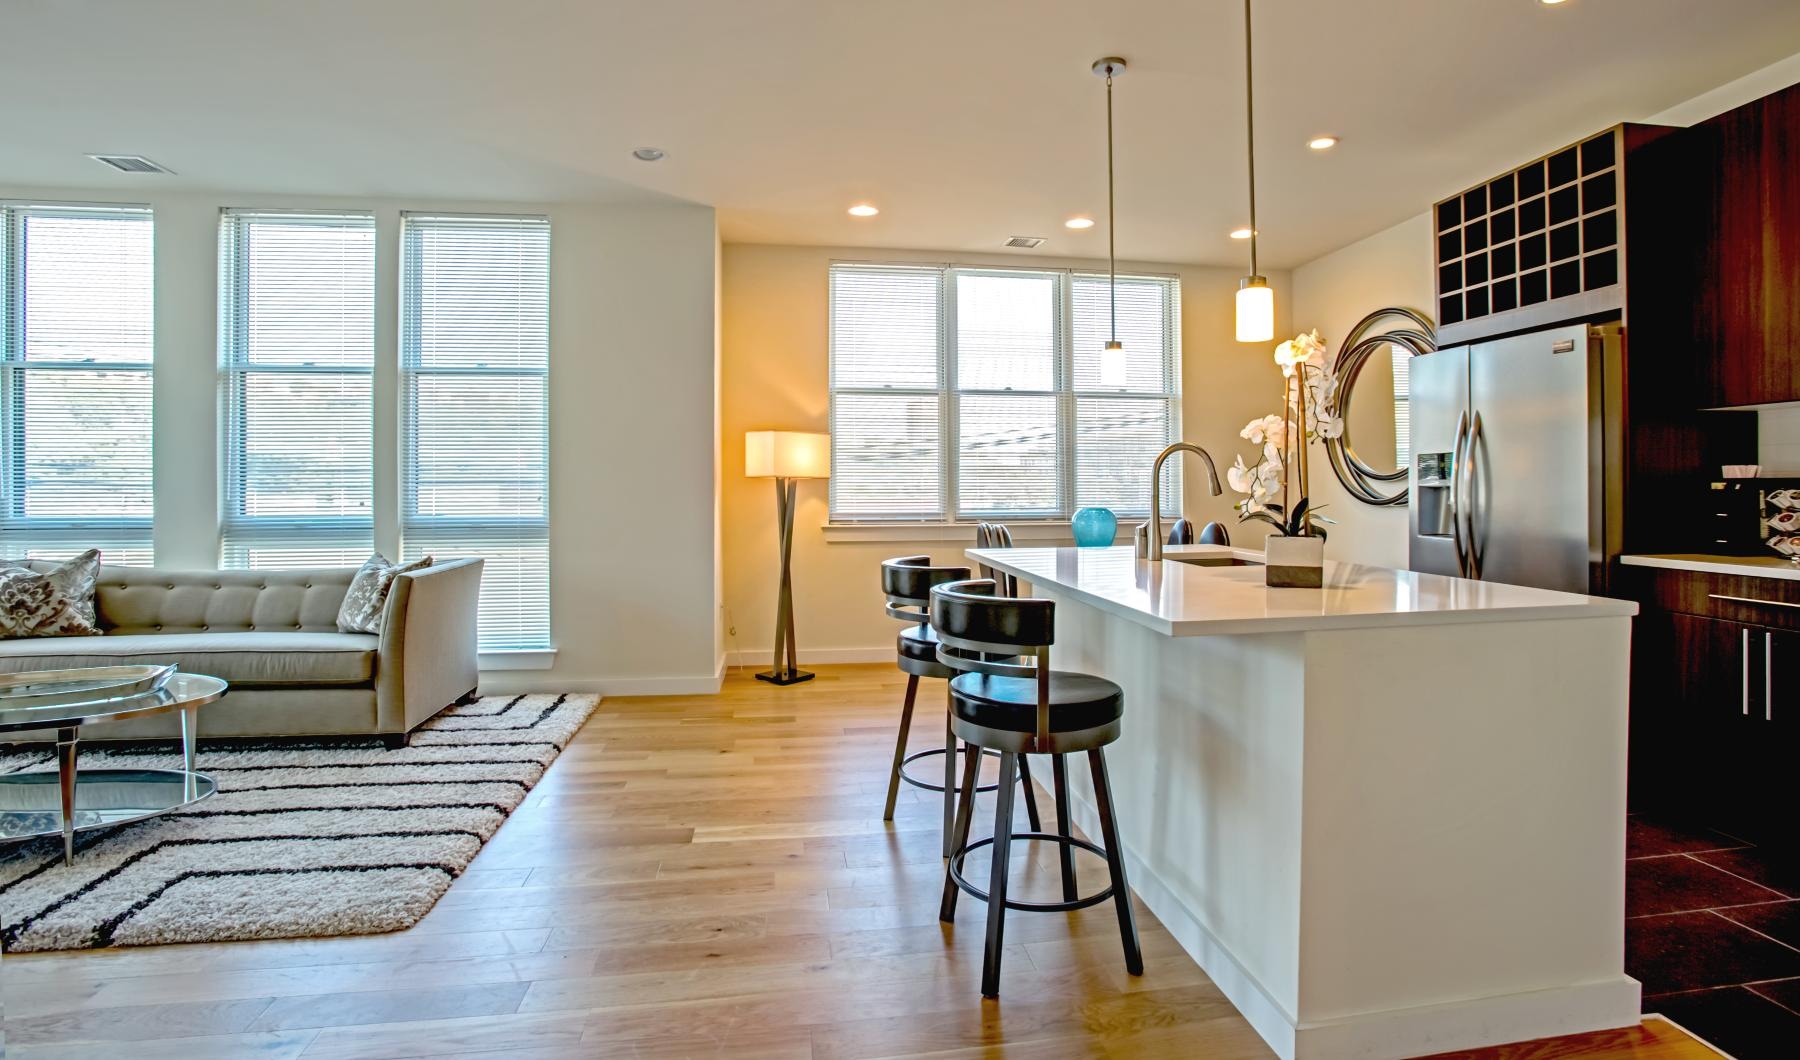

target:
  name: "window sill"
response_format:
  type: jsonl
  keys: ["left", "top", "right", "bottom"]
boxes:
{"left": 822, "top": 520, "right": 1148, "bottom": 545}
{"left": 479, "top": 649, "right": 557, "bottom": 671}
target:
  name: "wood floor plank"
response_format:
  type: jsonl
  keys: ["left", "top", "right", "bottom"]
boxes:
{"left": 3, "top": 665, "right": 1723, "bottom": 1059}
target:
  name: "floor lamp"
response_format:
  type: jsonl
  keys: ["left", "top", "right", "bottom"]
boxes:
{"left": 745, "top": 430, "right": 830, "bottom": 686}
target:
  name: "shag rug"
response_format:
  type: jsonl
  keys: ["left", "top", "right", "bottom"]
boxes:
{"left": 0, "top": 692, "right": 596, "bottom": 952}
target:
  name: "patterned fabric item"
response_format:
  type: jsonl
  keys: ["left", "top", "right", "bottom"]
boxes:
{"left": 0, "top": 550, "right": 102, "bottom": 638}
{"left": 335, "top": 553, "right": 432, "bottom": 634}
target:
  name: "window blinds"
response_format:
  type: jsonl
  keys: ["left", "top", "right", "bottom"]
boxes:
{"left": 400, "top": 214, "right": 550, "bottom": 652}
{"left": 827, "top": 263, "right": 1179, "bottom": 523}
{"left": 219, "top": 210, "right": 376, "bottom": 568}
{"left": 0, "top": 203, "right": 155, "bottom": 565}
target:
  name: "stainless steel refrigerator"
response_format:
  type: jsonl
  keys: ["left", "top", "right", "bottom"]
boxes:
{"left": 1408, "top": 321, "right": 1623, "bottom": 594}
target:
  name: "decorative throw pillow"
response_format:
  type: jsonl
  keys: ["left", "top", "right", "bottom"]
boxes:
{"left": 0, "top": 549, "right": 103, "bottom": 639}
{"left": 337, "top": 554, "right": 432, "bottom": 634}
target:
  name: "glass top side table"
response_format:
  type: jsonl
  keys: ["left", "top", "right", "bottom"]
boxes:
{"left": 0, "top": 672, "right": 228, "bottom": 865}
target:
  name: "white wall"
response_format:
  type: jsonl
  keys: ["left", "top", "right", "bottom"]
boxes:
{"left": 719, "top": 243, "right": 1291, "bottom": 664}
{"left": 1289, "top": 214, "right": 1434, "bottom": 569}
{"left": 0, "top": 185, "right": 723, "bottom": 695}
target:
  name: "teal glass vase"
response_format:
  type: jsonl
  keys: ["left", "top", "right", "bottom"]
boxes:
{"left": 1071, "top": 506, "right": 1118, "bottom": 547}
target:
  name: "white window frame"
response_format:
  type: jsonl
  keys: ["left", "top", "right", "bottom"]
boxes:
{"left": 827, "top": 261, "right": 1181, "bottom": 525}
{"left": 217, "top": 208, "right": 376, "bottom": 568}
{"left": 0, "top": 201, "right": 155, "bottom": 564}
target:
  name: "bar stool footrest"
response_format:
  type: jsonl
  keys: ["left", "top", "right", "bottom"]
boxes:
{"left": 947, "top": 831, "right": 1115, "bottom": 913}
{"left": 899, "top": 746, "right": 1003, "bottom": 794}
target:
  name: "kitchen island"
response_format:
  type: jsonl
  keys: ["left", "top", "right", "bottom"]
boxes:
{"left": 965, "top": 544, "right": 1640, "bottom": 1060}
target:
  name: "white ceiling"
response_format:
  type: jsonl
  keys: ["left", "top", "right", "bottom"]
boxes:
{"left": 6, "top": 0, "right": 1800, "bottom": 268}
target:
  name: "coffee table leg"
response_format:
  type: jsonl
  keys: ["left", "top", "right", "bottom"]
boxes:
{"left": 55, "top": 726, "right": 79, "bottom": 867}
{"left": 180, "top": 703, "right": 199, "bottom": 800}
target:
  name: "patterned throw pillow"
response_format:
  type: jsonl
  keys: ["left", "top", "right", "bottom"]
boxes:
{"left": 336, "top": 554, "right": 432, "bottom": 634}
{"left": 0, "top": 550, "right": 103, "bottom": 639}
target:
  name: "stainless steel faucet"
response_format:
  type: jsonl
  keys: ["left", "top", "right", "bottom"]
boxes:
{"left": 1141, "top": 442, "right": 1224, "bottom": 561}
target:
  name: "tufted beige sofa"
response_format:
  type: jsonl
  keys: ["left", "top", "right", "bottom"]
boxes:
{"left": 0, "top": 559, "right": 483, "bottom": 745}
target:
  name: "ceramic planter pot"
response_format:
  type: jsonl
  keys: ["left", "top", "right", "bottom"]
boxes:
{"left": 1265, "top": 534, "right": 1324, "bottom": 588}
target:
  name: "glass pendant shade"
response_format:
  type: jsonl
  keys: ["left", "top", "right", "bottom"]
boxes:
{"left": 1236, "top": 278, "right": 1274, "bottom": 343}
{"left": 1101, "top": 339, "right": 1128, "bottom": 387}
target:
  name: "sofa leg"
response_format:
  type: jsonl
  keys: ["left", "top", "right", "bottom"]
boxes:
{"left": 382, "top": 732, "right": 410, "bottom": 750}
{"left": 455, "top": 687, "right": 480, "bottom": 705}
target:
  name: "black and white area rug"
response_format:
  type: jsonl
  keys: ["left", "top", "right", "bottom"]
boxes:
{"left": 0, "top": 692, "right": 596, "bottom": 952}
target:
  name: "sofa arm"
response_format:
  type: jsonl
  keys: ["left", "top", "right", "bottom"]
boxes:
{"left": 376, "top": 557, "right": 483, "bottom": 735}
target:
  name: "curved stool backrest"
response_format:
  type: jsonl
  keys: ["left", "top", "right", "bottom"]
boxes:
{"left": 972, "top": 523, "right": 1018, "bottom": 597}
{"left": 1165, "top": 518, "right": 1195, "bottom": 545}
{"left": 1197, "top": 521, "right": 1231, "bottom": 545}
{"left": 930, "top": 578, "right": 1053, "bottom": 744}
{"left": 881, "top": 555, "right": 971, "bottom": 626}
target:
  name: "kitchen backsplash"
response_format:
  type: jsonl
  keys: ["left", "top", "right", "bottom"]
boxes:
{"left": 1761, "top": 404, "right": 1800, "bottom": 475}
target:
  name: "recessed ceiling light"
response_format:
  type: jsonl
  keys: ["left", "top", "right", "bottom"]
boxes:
{"left": 848, "top": 204, "right": 879, "bottom": 217}
{"left": 1540, "top": 0, "right": 1569, "bottom": 5}
{"left": 1230, "top": 227, "right": 1255, "bottom": 240}
{"left": 632, "top": 147, "right": 665, "bottom": 162}
{"left": 1065, "top": 217, "right": 1096, "bottom": 229}
{"left": 1307, "top": 136, "right": 1339, "bottom": 151}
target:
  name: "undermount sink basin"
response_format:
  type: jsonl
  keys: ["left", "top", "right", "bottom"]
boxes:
{"left": 1166, "top": 553, "right": 1261, "bottom": 567}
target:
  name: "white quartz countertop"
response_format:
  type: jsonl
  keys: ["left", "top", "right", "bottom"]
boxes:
{"left": 966, "top": 544, "right": 1636, "bottom": 637}
{"left": 1620, "top": 553, "right": 1800, "bottom": 582}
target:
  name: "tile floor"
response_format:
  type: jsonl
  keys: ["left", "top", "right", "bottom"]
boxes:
{"left": 1627, "top": 814, "right": 1800, "bottom": 1057}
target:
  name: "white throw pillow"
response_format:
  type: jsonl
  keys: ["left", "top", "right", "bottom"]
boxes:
{"left": 337, "top": 554, "right": 432, "bottom": 634}
{"left": 0, "top": 550, "right": 103, "bottom": 638}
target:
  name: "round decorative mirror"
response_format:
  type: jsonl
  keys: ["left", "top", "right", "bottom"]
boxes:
{"left": 1323, "top": 307, "right": 1437, "bottom": 506}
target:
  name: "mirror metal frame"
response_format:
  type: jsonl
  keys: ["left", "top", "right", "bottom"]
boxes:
{"left": 1324, "top": 306, "right": 1438, "bottom": 507}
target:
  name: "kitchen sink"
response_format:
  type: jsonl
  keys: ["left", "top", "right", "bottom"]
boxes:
{"left": 1166, "top": 553, "right": 1261, "bottom": 567}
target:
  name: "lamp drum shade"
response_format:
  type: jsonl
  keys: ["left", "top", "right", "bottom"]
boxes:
{"left": 745, "top": 430, "right": 830, "bottom": 479}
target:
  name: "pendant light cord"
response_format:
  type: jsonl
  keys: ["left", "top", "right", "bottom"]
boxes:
{"left": 1106, "top": 68, "right": 1118, "bottom": 345}
{"left": 1244, "top": 0, "right": 1259, "bottom": 279}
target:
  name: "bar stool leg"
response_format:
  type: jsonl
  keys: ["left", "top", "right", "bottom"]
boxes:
{"left": 1088, "top": 748, "right": 1143, "bottom": 976}
{"left": 939, "top": 742, "right": 982, "bottom": 922}
{"left": 941, "top": 688, "right": 958, "bottom": 857}
{"left": 1016, "top": 755, "right": 1042, "bottom": 833}
{"left": 882, "top": 674, "right": 920, "bottom": 821}
{"left": 981, "top": 750, "right": 1019, "bottom": 998}
{"left": 1051, "top": 753, "right": 1078, "bottom": 901}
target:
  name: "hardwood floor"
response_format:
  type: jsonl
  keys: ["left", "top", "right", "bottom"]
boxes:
{"left": 3, "top": 665, "right": 1724, "bottom": 1058}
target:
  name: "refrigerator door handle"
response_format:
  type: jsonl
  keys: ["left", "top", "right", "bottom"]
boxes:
{"left": 1451, "top": 410, "right": 1470, "bottom": 577}
{"left": 1461, "top": 411, "right": 1484, "bottom": 580}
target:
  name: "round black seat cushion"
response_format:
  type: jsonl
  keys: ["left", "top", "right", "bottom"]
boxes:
{"left": 948, "top": 671, "right": 1124, "bottom": 734}
{"left": 897, "top": 623, "right": 942, "bottom": 664}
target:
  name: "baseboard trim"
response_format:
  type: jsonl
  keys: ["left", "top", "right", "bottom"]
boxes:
{"left": 722, "top": 647, "right": 891, "bottom": 667}
{"left": 478, "top": 672, "right": 725, "bottom": 697}
{"left": 1064, "top": 796, "right": 1640, "bottom": 1060}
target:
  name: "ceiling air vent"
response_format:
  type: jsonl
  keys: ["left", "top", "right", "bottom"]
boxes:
{"left": 1004, "top": 236, "right": 1046, "bottom": 249}
{"left": 87, "top": 154, "right": 174, "bottom": 175}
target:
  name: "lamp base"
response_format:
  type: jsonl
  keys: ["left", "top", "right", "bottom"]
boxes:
{"left": 755, "top": 668, "right": 815, "bottom": 686}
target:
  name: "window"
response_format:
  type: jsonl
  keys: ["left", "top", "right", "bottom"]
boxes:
{"left": 828, "top": 262, "right": 1179, "bottom": 523}
{"left": 0, "top": 203, "right": 154, "bottom": 564}
{"left": 218, "top": 210, "right": 375, "bottom": 568}
{"left": 1391, "top": 344, "right": 1412, "bottom": 467}
{"left": 401, "top": 214, "right": 550, "bottom": 652}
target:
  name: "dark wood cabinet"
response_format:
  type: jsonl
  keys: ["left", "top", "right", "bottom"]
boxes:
{"left": 1626, "top": 565, "right": 1800, "bottom": 839}
{"left": 1693, "top": 81, "right": 1800, "bottom": 408}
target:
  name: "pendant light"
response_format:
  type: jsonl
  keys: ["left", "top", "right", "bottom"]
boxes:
{"left": 1093, "top": 56, "right": 1129, "bottom": 387}
{"left": 1235, "top": 0, "right": 1274, "bottom": 343}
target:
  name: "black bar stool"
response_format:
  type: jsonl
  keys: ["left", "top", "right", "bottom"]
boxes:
{"left": 879, "top": 557, "right": 1040, "bottom": 856}
{"left": 931, "top": 577, "right": 1143, "bottom": 999}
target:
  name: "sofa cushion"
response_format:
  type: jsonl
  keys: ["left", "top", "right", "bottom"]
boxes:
{"left": 0, "top": 632, "right": 378, "bottom": 687}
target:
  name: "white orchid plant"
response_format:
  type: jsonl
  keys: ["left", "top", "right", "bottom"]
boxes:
{"left": 1226, "top": 330, "right": 1341, "bottom": 538}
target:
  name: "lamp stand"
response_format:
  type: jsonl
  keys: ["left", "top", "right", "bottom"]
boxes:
{"left": 756, "top": 475, "right": 813, "bottom": 685}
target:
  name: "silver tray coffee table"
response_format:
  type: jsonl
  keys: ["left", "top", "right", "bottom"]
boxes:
{"left": 0, "top": 672, "right": 228, "bottom": 865}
